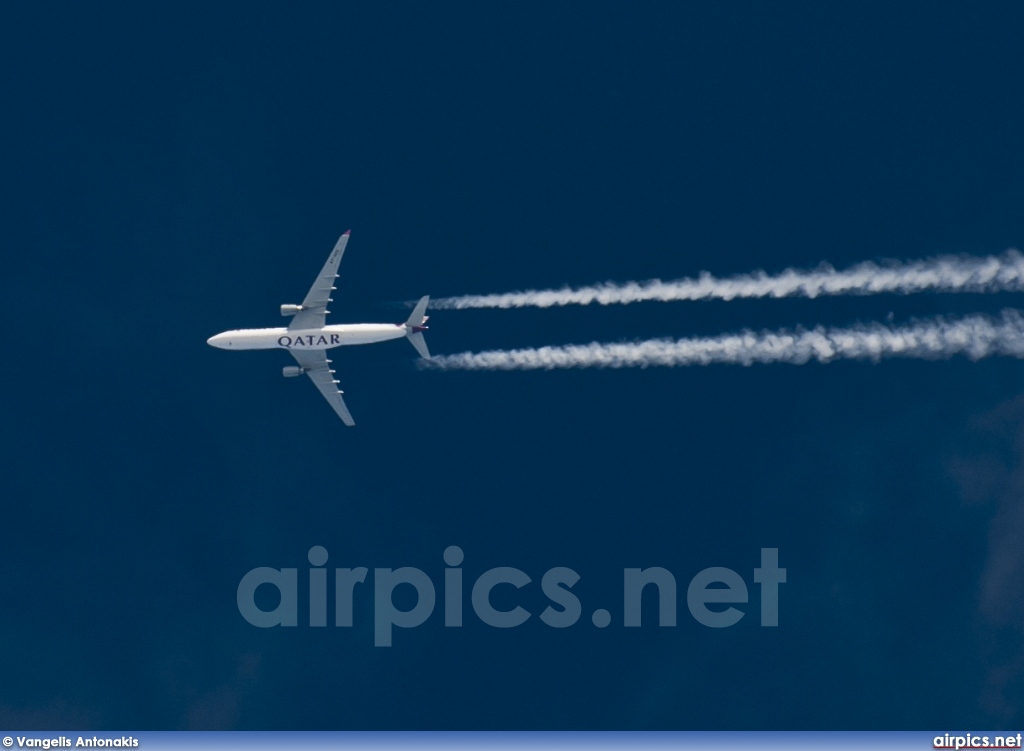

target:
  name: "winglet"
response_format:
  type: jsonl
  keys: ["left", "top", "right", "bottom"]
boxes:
{"left": 342, "top": 229, "right": 351, "bottom": 236}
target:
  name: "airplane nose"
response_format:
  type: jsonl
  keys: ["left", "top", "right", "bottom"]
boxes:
{"left": 207, "top": 334, "right": 226, "bottom": 348}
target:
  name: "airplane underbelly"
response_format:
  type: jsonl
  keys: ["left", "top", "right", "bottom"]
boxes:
{"left": 281, "top": 325, "right": 405, "bottom": 349}
{"left": 209, "top": 324, "right": 405, "bottom": 350}
{"left": 209, "top": 328, "right": 288, "bottom": 350}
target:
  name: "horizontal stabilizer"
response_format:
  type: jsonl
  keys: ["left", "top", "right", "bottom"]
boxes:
{"left": 406, "top": 295, "right": 430, "bottom": 328}
{"left": 407, "top": 331, "right": 431, "bottom": 359}
{"left": 404, "top": 295, "right": 431, "bottom": 358}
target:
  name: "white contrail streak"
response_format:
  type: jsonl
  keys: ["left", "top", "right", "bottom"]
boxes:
{"left": 420, "top": 311, "right": 1024, "bottom": 371}
{"left": 431, "top": 252, "right": 1024, "bottom": 309}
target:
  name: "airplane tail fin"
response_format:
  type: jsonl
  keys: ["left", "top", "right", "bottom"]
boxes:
{"left": 404, "top": 295, "right": 431, "bottom": 359}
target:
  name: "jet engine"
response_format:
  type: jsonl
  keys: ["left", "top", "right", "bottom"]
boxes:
{"left": 280, "top": 304, "right": 304, "bottom": 317}
{"left": 282, "top": 366, "right": 306, "bottom": 378}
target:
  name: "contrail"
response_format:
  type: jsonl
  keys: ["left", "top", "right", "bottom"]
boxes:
{"left": 431, "top": 252, "right": 1024, "bottom": 309}
{"left": 420, "top": 310, "right": 1024, "bottom": 371}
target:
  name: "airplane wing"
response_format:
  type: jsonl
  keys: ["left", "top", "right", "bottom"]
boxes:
{"left": 289, "top": 231, "right": 350, "bottom": 331}
{"left": 290, "top": 348, "right": 355, "bottom": 426}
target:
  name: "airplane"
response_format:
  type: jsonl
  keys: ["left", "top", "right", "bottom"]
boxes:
{"left": 206, "top": 230, "right": 430, "bottom": 426}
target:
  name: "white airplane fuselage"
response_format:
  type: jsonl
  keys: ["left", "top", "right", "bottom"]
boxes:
{"left": 206, "top": 229, "right": 430, "bottom": 425}
{"left": 207, "top": 323, "right": 407, "bottom": 351}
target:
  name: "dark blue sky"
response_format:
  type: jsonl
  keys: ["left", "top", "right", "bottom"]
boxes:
{"left": 2, "top": 2, "right": 1024, "bottom": 730}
